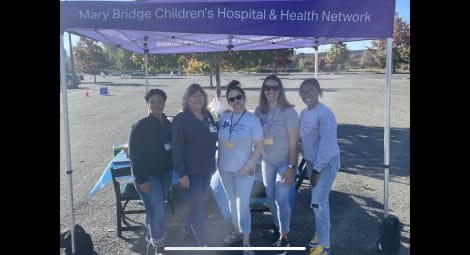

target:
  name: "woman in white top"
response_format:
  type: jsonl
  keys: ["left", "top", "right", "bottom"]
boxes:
{"left": 217, "top": 80, "right": 264, "bottom": 255}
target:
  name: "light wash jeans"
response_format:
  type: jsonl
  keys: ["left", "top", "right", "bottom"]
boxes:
{"left": 134, "top": 171, "right": 172, "bottom": 247}
{"left": 220, "top": 170, "right": 255, "bottom": 234}
{"left": 185, "top": 173, "right": 211, "bottom": 246}
{"left": 210, "top": 170, "right": 231, "bottom": 220}
{"left": 261, "top": 161, "right": 294, "bottom": 234}
{"left": 306, "top": 155, "right": 340, "bottom": 246}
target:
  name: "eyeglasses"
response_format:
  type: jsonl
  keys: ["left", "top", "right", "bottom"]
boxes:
{"left": 228, "top": 94, "right": 243, "bottom": 102}
{"left": 299, "top": 89, "right": 317, "bottom": 96}
{"left": 264, "top": 85, "right": 280, "bottom": 91}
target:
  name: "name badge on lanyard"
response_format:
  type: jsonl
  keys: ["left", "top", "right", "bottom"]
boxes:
{"left": 264, "top": 137, "right": 274, "bottom": 145}
{"left": 225, "top": 141, "right": 234, "bottom": 149}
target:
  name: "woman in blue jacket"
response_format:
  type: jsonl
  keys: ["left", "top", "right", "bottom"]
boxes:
{"left": 171, "top": 83, "right": 218, "bottom": 246}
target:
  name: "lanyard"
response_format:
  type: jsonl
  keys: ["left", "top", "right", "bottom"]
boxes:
{"left": 267, "top": 106, "right": 278, "bottom": 132}
{"left": 229, "top": 110, "right": 246, "bottom": 140}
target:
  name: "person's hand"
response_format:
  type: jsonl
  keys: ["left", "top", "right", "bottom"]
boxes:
{"left": 179, "top": 175, "right": 190, "bottom": 189}
{"left": 282, "top": 167, "right": 295, "bottom": 187}
{"left": 139, "top": 181, "right": 151, "bottom": 194}
{"left": 239, "top": 166, "right": 251, "bottom": 176}
{"left": 310, "top": 171, "right": 320, "bottom": 187}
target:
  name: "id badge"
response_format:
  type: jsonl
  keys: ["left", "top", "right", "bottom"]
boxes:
{"left": 225, "top": 141, "right": 234, "bottom": 149}
{"left": 164, "top": 143, "right": 171, "bottom": 151}
{"left": 264, "top": 138, "right": 273, "bottom": 145}
{"left": 209, "top": 124, "right": 218, "bottom": 133}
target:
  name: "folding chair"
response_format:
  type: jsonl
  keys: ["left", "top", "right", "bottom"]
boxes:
{"left": 111, "top": 166, "right": 146, "bottom": 237}
{"left": 294, "top": 158, "right": 308, "bottom": 190}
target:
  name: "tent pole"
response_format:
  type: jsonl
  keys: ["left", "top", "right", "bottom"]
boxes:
{"left": 61, "top": 32, "right": 76, "bottom": 254}
{"left": 210, "top": 53, "right": 214, "bottom": 89}
{"left": 215, "top": 53, "right": 221, "bottom": 98}
{"left": 314, "top": 46, "right": 318, "bottom": 79}
{"left": 144, "top": 38, "right": 149, "bottom": 94}
{"left": 383, "top": 37, "right": 393, "bottom": 218}
{"left": 313, "top": 38, "right": 319, "bottom": 78}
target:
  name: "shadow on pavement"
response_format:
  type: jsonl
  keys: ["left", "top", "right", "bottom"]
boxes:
{"left": 338, "top": 124, "right": 410, "bottom": 180}
{"left": 121, "top": 182, "right": 409, "bottom": 255}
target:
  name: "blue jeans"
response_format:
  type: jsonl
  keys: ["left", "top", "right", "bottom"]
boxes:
{"left": 261, "top": 161, "right": 294, "bottom": 234}
{"left": 186, "top": 174, "right": 211, "bottom": 246}
{"left": 220, "top": 170, "right": 255, "bottom": 234}
{"left": 210, "top": 170, "right": 231, "bottom": 220}
{"left": 306, "top": 155, "right": 340, "bottom": 246}
{"left": 134, "top": 172, "right": 172, "bottom": 246}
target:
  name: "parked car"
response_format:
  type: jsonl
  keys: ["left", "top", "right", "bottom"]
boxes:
{"left": 66, "top": 74, "right": 81, "bottom": 89}
{"left": 112, "top": 70, "right": 121, "bottom": 76}
{"left": 131, "top": 70, "right": 146, "bottom": 78}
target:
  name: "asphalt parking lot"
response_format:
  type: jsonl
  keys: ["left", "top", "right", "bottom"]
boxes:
{"left": 60, "top": 71, "right": 410, "bottom": 255}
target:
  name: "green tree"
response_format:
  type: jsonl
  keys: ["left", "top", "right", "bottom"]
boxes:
{"left": 115, "top": 48, "right": 134, "bottom": 74}
{"left": 371, "top": 13, "right": 410, "bottom": 72}
{"left": 325, "top": 42, "right": 350, "bottom": 72}
{"left": 102, "top": 44, "right": 121, "bottom": 72}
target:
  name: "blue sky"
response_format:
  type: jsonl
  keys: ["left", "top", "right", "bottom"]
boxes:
{"left": 297, "top": 0, "right": 410, "bottom": 53}
{"left": 66, "top": 0, "right": 409, "bottom": 54}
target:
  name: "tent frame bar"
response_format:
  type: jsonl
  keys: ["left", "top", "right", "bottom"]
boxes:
{"left": 60, "top": 33, "right": 76, "bottom": 254}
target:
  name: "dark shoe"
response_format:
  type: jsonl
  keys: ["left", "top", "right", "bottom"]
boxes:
{"left": 270, "top": 226, "right": 280, "bottom": 241}
{"left": 224, "top": 231, "right": 242, "bottom": 245}
{"left": 155, "top": 245, "right": 165, "bottom": 255}
{"left": 272, "top": 238, "right": 290, "bottom": 255}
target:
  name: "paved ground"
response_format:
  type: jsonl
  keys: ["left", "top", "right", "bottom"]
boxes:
{"left": 60, "top": 71, "right": 410, "bottom": 255}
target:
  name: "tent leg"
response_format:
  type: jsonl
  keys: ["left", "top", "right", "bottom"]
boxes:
{"left": 61, "top": 32, "right": 76, "bottom": 254}
{"left": 383, "top": 37, "right": 393, "bottom": 218}
{"left": 215, "top": 55, "right": 221, "bottom": 98}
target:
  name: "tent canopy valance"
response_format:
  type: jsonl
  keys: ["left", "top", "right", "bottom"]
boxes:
{"left": 60, "top": 0, "right": 395, "bottom": 54}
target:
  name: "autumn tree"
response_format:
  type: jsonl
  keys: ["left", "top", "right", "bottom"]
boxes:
{"left": 74, "top": 37, "right": 107, "bottom": 82}
{"left": 370, "top": 13, "right": 410, "bottom": 72}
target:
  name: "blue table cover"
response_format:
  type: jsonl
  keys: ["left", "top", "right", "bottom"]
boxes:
{"left": 89, "top": 150, "right": 178, "bottom": 196}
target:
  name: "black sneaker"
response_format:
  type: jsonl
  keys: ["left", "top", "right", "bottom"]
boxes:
{"left": 272, "top": 238, "right": 290, "bottom": 255}
{"left": 155, "top": 245, "right": 165, "bottom": 255}
{"left": 270, "top": 226, "right": 280, "bottom": 241}
{"left": 223, "top": 231, "right": 242, "bottom": 245}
